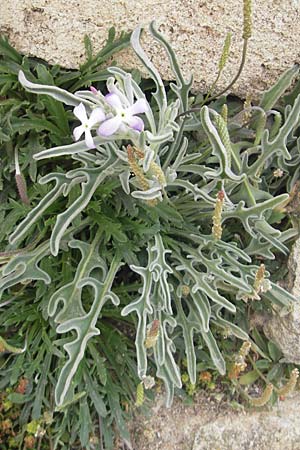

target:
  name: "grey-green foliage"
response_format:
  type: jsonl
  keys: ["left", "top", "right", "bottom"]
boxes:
{"left": 1, "top": 22, "right": 300, "bottom": 409}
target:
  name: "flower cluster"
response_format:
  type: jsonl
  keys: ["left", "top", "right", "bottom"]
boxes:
{"left": 73, "top": 86, "right": 149, "bottom": 149}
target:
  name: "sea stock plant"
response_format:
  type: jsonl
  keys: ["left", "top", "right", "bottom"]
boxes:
{"left": 1, "top": 10, "right": 300, "bottom": 450}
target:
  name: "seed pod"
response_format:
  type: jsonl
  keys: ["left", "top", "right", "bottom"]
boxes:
{"left": 15, "top": 173, "right": 30, "bottom": 205}
{"left": 212, "top": 190, "right": 225, "bottom": 240}
{"left": 127, "top": 145, "right": 149, "bottom": 191}
{"left": 149, "top": 160, "right": 166, "bottom": 187}
{"left": 243, "top": 0, "right": 252, "bottom": 40}
{"left": 277, "top": 368, "right": 299, "bottom": 396}
{"left": 135, "top": 382, "right": 144, "bottom": 407}
{"left": 215, "top": 115, "right": 232, "bottom": 166}
{"left": 253, "top": 264, "right": 266, "bottom": 293}
{"left": 250, "top": 384, "right": 273, "bottom": 407}
{"left": 127, "top": 145, "right": 159, "bottom": 207}
{"left": 220, "top": 104, "right": 228, "bottom": 123}
{"left": 219, "top": 33, "right": 232, "bottom": 71}
{"left": 239, "top": 341, "right": 251, "bottom": 359}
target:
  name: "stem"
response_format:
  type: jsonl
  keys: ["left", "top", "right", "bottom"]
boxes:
{"left": 175, "top": 39, "right": 249, "bottom": 121}
{"left": 202, "top": 70, "right": 222, "bottom": 105}
{"left": 247, "top": 354, "right": 271, "bottom": 386}
{"left": 37, "top": 436, "right": 42, "bottom": 450}
{"left": 47, "top": 432, "right": 54, "bottom": 450}
{"left": 207, "top": 39, "right": 249, "bottom": 102}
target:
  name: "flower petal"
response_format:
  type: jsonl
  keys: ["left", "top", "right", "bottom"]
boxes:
{"left": 105, "top": 93, "right": 123, "bottom": 110}
{"left": 126, "top": 115, "right": 144, "bottom": 132}
{"left": 89, "top": 107, "right": 106, "bottom": 127}
{"left": 90, "top": 86, "right": 98, "bottom": 94}
{"left": 73, "top": 103, "right": 88, "bottom": 123}
{"left": 127, "top": 98, "right": 148, "bottom": 116}
{"left": 73, "top": 125, "right": 85, "bottom": 141}
{"left": 84, "top": 129, "right": 95, "bottom": 149}
{"left": 98, "top": 116, "right": 122, "bottom": 136}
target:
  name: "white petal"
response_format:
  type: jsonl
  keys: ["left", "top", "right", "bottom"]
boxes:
{"left": 73, "top": 125, "right": 85, "bottom": 141}
{"left": 98, "top": 116, "right": 122, "bottom": 136}
{"left": 105, "top": 93, "right": 123, "bottom": 110}
{"left": 127, "top": 98, "right": 148, "bottom": 116}
{"left": 73, "top": 103, "right": 88, "bottom": 123}
{"left": 89, "top": 107, "right": 106, "bottom": 126}
{"left": 126, "top": 116, "right": 144, "bottom": 132}
{"left": 84, "top": 130, "right": 95, "bottom": 148}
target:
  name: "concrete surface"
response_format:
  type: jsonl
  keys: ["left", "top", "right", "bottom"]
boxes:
{"left": 1, "top": 0, "right": 300, "bottom": 99}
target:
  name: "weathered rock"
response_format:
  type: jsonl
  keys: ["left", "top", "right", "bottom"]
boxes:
{"left": 192, "top": 394, "right": 300, "bottom": 450}
{"left": 263, "top": 238, "right": 300, "bottom": 364}
{"left": 1, "top": 0, "right": 300, "bottom": 99}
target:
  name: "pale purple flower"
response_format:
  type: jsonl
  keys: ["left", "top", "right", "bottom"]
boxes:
{"left": 90, "top": 86, "right": 98, "bottom": 95}
{"left": 73, "top": 103, "right": 105, "bottom": 148}
{"left": 98, "top": 93, "right": 148, "bottom": 137}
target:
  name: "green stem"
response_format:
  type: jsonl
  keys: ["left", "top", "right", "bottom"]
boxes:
{"left": 176, "top": 39, "right": 249, "bottom": 121}
{"left": 247, "top": 354, "right": 270, "bottom": 386}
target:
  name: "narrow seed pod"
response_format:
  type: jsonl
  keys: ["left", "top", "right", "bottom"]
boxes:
{"left": 219, "top": 33, "right": 232, "bottom": 71}
{"left": 212, "top": 190, "right": 225, "bottom": 240}
{"left": 133, "top": 146, "right": 166, "bottom": 187}
{"left": 243, "top": 0, "right": 252, "bottom": 40}
{"left": 133, "top": 147, "right": 145, "bottom": 160}
{"left": 127, "top": 145, "right": 149, "bottom": 191}
{"left": 277, "top": 368, "right": 299, "bottom": 396}
{"left": 215, "top": 114, "right": 232, "bottom": 166}
{"left": 239, "top": 341, "right": 251, "bottom": 359}
{"left": 149, "top": 160, "right": 166, "bottom": 187}
{"left": 135, "top": 382, "right": 144, "bottom": 407}
{"left": 228, "top": 360, "right": 247, "bottom": 380}
{"left": 127, "top": 146, "right": 159, "bottom": 206}
{"left": 250, "top": 384, "right": 273, "bottom": 407}
{"left": 15, "top": 173, "right": 30, "bottom": 205}
{"left": 253, "top": 264, "right": 266, "bottom": 293}
{"left": 145, "top": 320, "right": 160, "bottom": 348}
{"left": 229, "top": 341, "right": 251, "bottom": 379}
{"left": 220, "top": 104, "right": 228, "bottom": 123}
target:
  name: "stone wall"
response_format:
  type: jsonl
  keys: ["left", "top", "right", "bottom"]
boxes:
{"left": 1, "top": 0, "right": 300, "bottom": 99}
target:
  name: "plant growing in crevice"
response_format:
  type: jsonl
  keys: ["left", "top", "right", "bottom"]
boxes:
{"left": 1, "top": 9, "right": 300, "bottom": 450}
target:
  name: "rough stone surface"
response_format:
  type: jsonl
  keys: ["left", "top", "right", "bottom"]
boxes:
{"left": 1, "top": 0, "right": 300, "bottom": 99}
{"left": 192, "top": 394, "right": 300, "bottom": 450}
{"left": 131, "top": 392, "right": 300, "bottom": 450}
{"left": 263, "top": 238, "right": 300, "bottom": 364}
